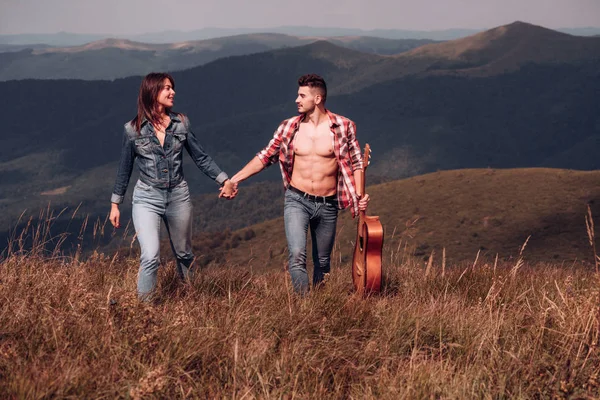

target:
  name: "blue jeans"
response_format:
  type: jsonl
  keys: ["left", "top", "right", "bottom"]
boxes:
{"left": 132, "top": 179, "right": 194, "bottom": 300}
{"left": 284, "top": 188, "right": 339, "bottom": 294}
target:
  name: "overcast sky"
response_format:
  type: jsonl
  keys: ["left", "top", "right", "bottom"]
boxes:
{"left": 1, "top": 0, "right": 599, "bottom": 35}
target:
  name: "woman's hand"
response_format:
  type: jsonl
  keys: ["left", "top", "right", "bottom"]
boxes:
{"left": 109, "top": 203, "right": 121, "bottom": 228}
{"left": 219, "top": 180, "right": 238, "bottom": 199}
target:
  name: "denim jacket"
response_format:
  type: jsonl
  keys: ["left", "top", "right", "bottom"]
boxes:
{"left": 110, "top": 112, "right": 228, "bottom": 204}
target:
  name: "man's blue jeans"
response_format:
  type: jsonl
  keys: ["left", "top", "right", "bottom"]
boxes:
{"left": 284, "top": 188, "right": 339, "bottom": 294}
{"left": 132, "top": 179, "right": 194, "bottom": 300}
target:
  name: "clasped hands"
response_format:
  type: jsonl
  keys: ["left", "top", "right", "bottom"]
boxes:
{"left": 219, "top": 179, "right": 238, "bottom": 199}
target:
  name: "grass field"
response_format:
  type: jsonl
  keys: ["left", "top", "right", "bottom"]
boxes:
{"left": 1, "top": 219, "right": 599, "bottom": 398}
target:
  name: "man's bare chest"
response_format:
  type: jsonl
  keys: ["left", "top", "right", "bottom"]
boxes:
{"left": 293, "top": 124, "right": 334, "bottom": 157}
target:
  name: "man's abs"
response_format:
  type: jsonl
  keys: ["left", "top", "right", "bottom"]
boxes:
{"left": 290, "top": 124, "right": 338, "bottom": 196}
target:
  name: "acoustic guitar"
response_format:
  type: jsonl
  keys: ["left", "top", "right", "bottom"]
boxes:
{"left": 352, "top": 144, "right": 384, "bottom": 294}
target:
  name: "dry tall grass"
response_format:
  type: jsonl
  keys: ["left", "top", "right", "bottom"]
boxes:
{"left": 1, "top": 223, "right": 600, "bottom": 399}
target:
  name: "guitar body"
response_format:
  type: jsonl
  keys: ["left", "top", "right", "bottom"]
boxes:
{"left": 351, "top": 144, "right": 384, "bottom": 295}
{"left": 352, "top": 215, "right": 384, "bottom": 293}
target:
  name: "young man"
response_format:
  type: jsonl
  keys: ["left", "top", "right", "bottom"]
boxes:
{"left": 230, "top": 74, "right": 369, "bottom": 293}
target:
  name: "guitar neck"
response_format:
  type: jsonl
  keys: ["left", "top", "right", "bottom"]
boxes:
{"left": 359, "top": 168, "right": 366, "bottom": 196}
{"left": 361, "top": 145, "right": 370, "bottom": 194}
{"left": 358, "top": 168, "right": 366, "bottom": 219}
{"left": 358, "top": 145, "right": 369, "bottom": 218}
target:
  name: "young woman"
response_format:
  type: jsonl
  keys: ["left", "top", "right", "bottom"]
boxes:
{"left": 109, "top": 72, "right": 236, "bottom": 300}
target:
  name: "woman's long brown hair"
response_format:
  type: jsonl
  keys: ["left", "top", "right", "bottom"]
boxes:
{"left": 131, "top": 72, "right": 176, "bottom": 133}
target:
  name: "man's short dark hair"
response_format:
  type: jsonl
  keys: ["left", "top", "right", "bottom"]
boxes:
{"left": 298, "top": 74, "right": 327, "bottom": 104}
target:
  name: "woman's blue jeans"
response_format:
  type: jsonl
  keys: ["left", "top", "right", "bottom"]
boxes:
{"left": 283, "top": 189, "right": 339, "bottom": 294}
{"left": 132, "top": 179, "right": 194, "bottom": 300}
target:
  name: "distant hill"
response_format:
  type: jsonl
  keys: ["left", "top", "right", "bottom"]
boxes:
{"left": 396, "top": 21, "right": 600, "bottom": 75}
{"left": 0, "top": 34, "right": 435, "bottom": 81}
{"left": 0, "top": 21, "right": 599, "bottom": 246}
{"left": 332, "top": 21, "right": 600, "bottom": 93}
{"left": 203, "top": 169, "right": 600, "bottom": 269}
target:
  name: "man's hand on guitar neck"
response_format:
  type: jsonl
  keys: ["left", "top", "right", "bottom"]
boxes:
{"left": 357, "top": 193, "right": 370, "bottom": 211}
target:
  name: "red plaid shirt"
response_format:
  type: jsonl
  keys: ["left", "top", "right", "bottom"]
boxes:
{"left": 257, "top": 110, "right": 364, "bottom": 217}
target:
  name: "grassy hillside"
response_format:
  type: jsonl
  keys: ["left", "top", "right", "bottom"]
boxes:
{"left": 208, "top": 169, "right": 600, "bottom": 270}
{"left": 4, "top": 167, "right": 600, "bottom": 270}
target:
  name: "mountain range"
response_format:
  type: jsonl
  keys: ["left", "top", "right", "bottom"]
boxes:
{"left": 1, "top": 21, "right": 599, "bottom": 253}
{"left": 0, "top": 34, "right": 435, "bottom": 80}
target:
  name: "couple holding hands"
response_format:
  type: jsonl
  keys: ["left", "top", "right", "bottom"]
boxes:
{"left": 110, "top": 72, "right": 369, "bottom": 300}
